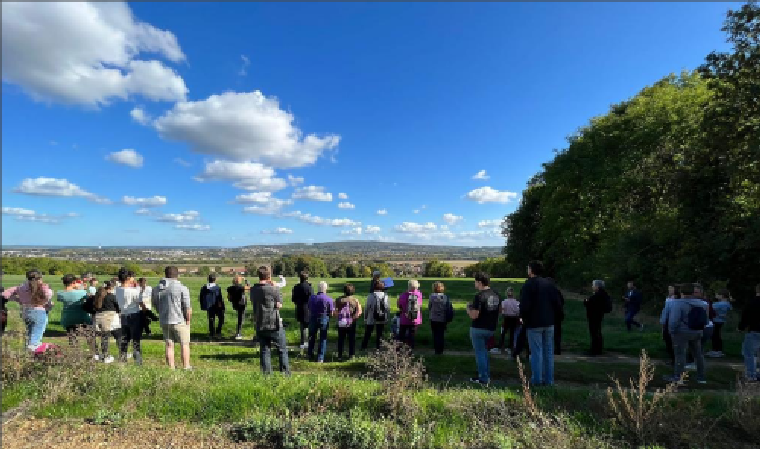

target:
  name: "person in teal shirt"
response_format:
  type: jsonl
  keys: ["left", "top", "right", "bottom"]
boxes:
{"left": 58, "top": 274, "right": 92, "bottom": 346}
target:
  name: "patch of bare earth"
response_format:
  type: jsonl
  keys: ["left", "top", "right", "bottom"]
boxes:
{"left": 1, "top": 419, "right": 255, "bottom": 449}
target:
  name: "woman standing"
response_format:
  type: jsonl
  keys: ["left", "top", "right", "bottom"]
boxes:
{"left": 227, "top": 276, "right": 248, "bottom": 340}
{"left": 2, "top": 269, "right": 54, "bottom": 351}
{"left": 398, "top": 280, "right": 423, "bottom": 348}
{"left": 334, "top": 283, "right": 362, "bottom": 361}
{"left": 308, "top": 281, "right": 334, "bottom": 363}
{"left": 584, "top": 280, "right": 610, "bottom": 356}
{"left": 361, "top": 280, "right": 390, "bottom": 350}
{"left": 58, "top": 274, "right": 92, "bottom": 347}
{"left": 499, "top": 287, "right": 520, "bottom": 354}
{"left": 428, "top": 281, "right": 453, "bottom": 355}
{"left": 92, "top": 281, "right": 120, "bottom": 363}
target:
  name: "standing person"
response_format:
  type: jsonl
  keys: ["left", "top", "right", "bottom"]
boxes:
{"left": 92, "top": 281, "right": 120, "bottom": 363}
{"left": 115, "top": 268, "right": 143, "bottom": 364}
{"left": 334, "top": 283, "right": 362, "bottom": 361}
{"left": 369, "top": 271, "right": 382, "bottom": 293}
{"left": 429, "top": 281, "right": 454, "bottom": 355}
{"left": 623, "top": 280, "right": 644, "bottom": 332}
{"left": 699, "top": 288, "right": 716, "bottom": 360}
{"left": 499, "top": 287, "right": 520, "bottom": 354}
{"left": 291, "top": 271, "right": 313, "bottom": 350}
{"left": 467, "top": 272, "right": 501, "bottom": 385}
{"left": 58, "top": 274, "right": 92, "bottom": 347}
{"left": 88, "top": 277, "right": 99, "bottom": 296}
{"left": 153, "top": 266, "right": 192, "bottom": 370}
{"left": 584, "top": 280, "right": 611, "bottom": 356}
{"left": 308, "top": 281, "right": 335, "bottom": 363}
{"left": 227, "top": 276, "right": 248, "bottom": 340}
{"left": 361, "top": 280, "right": 390, "bottom": 350}
{"left": 547, "top": 278, "right": 565, "bottom": 355}
{"left": 398, "top": 280, "right": 423, "bottom": 349}
{"left": 137, "top": 277, "right": 155, "bottom": 337}
{"left": 659, "top": 285, "right": 679, "bottom": 365}
{"left": 2, "top": 270, "right": 54, "bottom": 351}
{"left": 708, "top": 289, "right": 733, "bottom": 357}
{"left": 664, "top": 283, "right": 708, "bottom": 385}
{"left": 738, "top": 283, "right": 760, "bottom": 381}
{"left": 520, "top": 261, "right": 562, "bottom": 386}
{"left": 250, "top": 266, "right": 290, "bottom": 375}
{"left": 200, "top": 274, "right": 225, "bottom": 340}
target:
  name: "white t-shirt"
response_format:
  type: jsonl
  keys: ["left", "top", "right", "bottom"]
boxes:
{"left": 116, "top": 287, "right": 142, "bottom": 315}
{"left": 138, "top": 286, "right": 153, "bottom": 310}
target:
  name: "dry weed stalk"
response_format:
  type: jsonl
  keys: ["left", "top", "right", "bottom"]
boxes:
{"left": 731, "top": 377, "right": 760, "bottom": 440}
{"left": 516, "top": 357, "right": 544, "bottom": 422}
{"left": 365, "top": 338, "right": 427, "bottom": 422}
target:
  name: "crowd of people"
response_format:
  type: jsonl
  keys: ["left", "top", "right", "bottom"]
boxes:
{"left": 2, "top": 263, "right": 759, "bottom": 385}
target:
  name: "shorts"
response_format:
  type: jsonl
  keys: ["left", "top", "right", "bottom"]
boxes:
{"left": 161, "top": 323, "right": 190, "bottom": 345}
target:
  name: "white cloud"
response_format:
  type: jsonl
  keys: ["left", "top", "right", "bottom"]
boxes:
{"left": 338, "top": 202, "right": 355, "bottom": 209}
{"left": 175, "top": 224, "right": 210, "bottom": 231}
{"left": 173, "top": 157, "right": 191, "bottom": 167}
{"left": 122, "top": 195, "right": 166, "bottom": 207}
{"left": 261, "top": 227, "right": 293, "bottom": 235}
{"left": 130, "top": 107, "right": 150, "bottom": 125}
{"left": 239, "top": 54, "right": 250, "bottom": 76}
{"left": 292, "top": 186, "right": 332, "bottom": 202}
{"left": 281, "top": 210, "right": 359, "bottom": 227}
{"left": 413, "top": 210, "right": 420, "bottom": 214}
{"left": 459, "top": 229, "right": 502, "bottom": 240}
{"left": 465, "top": 186, "right": 518, "bottom": 204}
{"left": 376, "top": 209, "right": 388, "bottom": 216}
{"left": 195, "top": 160, "right": 287, "bottom": 192}
{"left": 365, "top": 225, "right": 381, "bottom": 234}
{"left": 341, "top": 227, "right": 363, "bottom": 236}
{"left": 134, "top": 208, "right": 152, "bottom": 216}
{"left": 156, "top": 210, "right": 199, "bottom": 223}
{"left": 443, "top": 213, "right": 464, "bottom": 225}
{"left": 338, "top": 193, "right": 348, "bottom": 200}
{"left": 12, "top": 177, "right": 111, "bottom": 204}
{"left": 394, "top": 222, "right": 438, "bottom": 234}
{"left": 2, "top": 207, "right": 79, "bottom": 225}
{"left": 106, "top": 149, "right": 144, "bottom": 168}
{"left": 235, "top": 192, "right": 292, "bottom": 214}
{"left": 154, "top": 91, "right": 340, "bottom": 169}
{"left": 288, "top": 175, "right": 304, "bottom": 187}
{"left": 1, "top": 2, "right": 187, "bottom": 106}
{"left": 478, "top": 219, "right": 502, "bottom": 228}
{"left": 2, "top": 207, "right": 36, "bottom": 216}
{"left": 472, "top": 170, "right": 490, "bottom": 180}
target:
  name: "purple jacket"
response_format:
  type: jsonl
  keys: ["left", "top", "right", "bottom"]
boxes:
{"left": 398, "top": 290, "right": 423, "bottom": 326}
{"left": 308, "top": 293, "right": 334, "bottom": 318}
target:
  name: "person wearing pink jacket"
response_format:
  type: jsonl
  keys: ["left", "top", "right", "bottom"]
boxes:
{"left": 2, "top": 269, "right": 54, "bottom": 351}
{"left": 397, "top": 280, "right": 423, "bottom": 348}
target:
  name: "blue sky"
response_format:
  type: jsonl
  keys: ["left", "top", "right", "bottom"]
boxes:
{"left": 1, "top": 2, "right": 738, "bottom": 247}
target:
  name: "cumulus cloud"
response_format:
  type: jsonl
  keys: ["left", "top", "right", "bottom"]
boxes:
{"left": 173, "top": 157, "right": 191, "bottom": 167}
{"left": 175, "top": 224, "right": 210, "bottom": 231}
{"left": 2, "top": 207, "right": 79, "bottom": 225}
{"left": 261, "top": 227, "right": 293, "bottom": 235}
{"left": 2, "top": 207, "right": 36, "bottom": 217}
{"left": 235, "top": 192, "right": 292, "bottom": 215}
{"left": 130, "top": 107, "right": 150, "bottom": 125}
{"left": 12, "top": 177, "right": 111, "bottom": 204}
{"left": 292, "top": 186, "right": 332, "bottom": 202}
{"left": 154, "top": 91, "right": 340, "bottom": 169}
{"left": 465, "top": 186, "right": 518, "bottom": 204}
{"left": 478, "top": 219, "right": 502, "bottom": 228}
{"left": 156, "top": 210, "right": 199, "bottom": 223}
{"left": 338, "top": 202, "right": 355, "bottom": 209}
{"left": 376, "top": 209, "right": 388, "bottom": 216}
{"left": 341, "top": 227, "right": 363, "bottom": 236}
{"left": 472, "top": 170, "right": 490, "bottom": 180}
{"left": 443, "top": 213, "right": 464, "bottom": 225}
{"left": 281, "top": 210, "right": 359, "bottom": 227}
{"left": 288, "top": 175, "right": 304, "bottom": 186}
{"left": 1, "top": 2, "right": 187, "bottom": 106}
{"left": 394, "top": 222, "right": 438, "bottom": 234}
{"left": 122, "top": 195, "right": 166, "bottom": 207}
{"left": 106, "top": 149, "right": 144, "bottom": 168}
{"left": 195, "top": 160, "right": 287, "bottom": 192}
{"left": 365, "top": 225, "right": 381, "bottom": 234}
{"left": 338, "top": 193, "right": 348, "bottom": 200}
{"left": 459, "top": 229, "right": 502, "bottom": 239}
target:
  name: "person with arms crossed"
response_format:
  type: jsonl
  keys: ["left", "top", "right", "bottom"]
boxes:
{"left": 467, "top": 271, "right": 501, "bottom": 386}
{"left": 153, "top": 266, "right": 193, "bottom": 370}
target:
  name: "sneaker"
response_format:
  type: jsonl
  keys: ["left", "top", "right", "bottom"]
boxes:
{"left": 104, "top": 356, "right": 115, "bottom": 364}
{"left": 662, "top": 375, "right": 684, "bottom": 386}
{"left": 93, "top": 354, "right": 100, "bottom": 361}
{"left": 235, "top": 334, "right": 243, "bottom": 340}
{"left": 712, "top": 351, "right": 724, "bottom": 358}
{"left": 685, "top": 363, "right": 696, "bottom": 370}
{"left": 489, "top": 348, "right": 501, "bottom": 354}
{"left": 300, "top": 343, "right": 308, "bottom": 350}
{"left": 127, "top": 353, "right": 133, "bottom": 359}
{"left": 697, "top": 379, "right": 707, "bottom": 385}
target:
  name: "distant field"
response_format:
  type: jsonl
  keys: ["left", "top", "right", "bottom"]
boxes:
{"left": 385, "top": 260, "right": 479, "bottom": 268}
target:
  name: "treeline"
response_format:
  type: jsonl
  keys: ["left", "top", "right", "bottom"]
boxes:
{"left": 1, "top": 257, "right": 150, "bottom": 277}
{"left": 270, "top": 256, "right": 396, "bottom": 279}
{"left": 463, "top": 258, "right": 518, "bottom": 278}
{"left": 502, "top": 4, "right": 760, "bottom": 303}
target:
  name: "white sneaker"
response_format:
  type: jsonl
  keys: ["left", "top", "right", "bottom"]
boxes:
{"left": 93, "top": 355, "right": 100, "bottom": 361}
{"left": 127, "top": 353, "right": 133, "bottom": 359}
{"left": 104, "top": 356, "right": 115, "bottom": 364}
{"left": 300, "top": 343, "right": 308, "bottom": 350}
{"left": 685, "top": 363, "right": 697, "bottom": 370}
{"left": 489, "top": 348, "right": 501, "bottom": 354}
{"left": 235, "top": 334, "right": 243, "bottom": 340}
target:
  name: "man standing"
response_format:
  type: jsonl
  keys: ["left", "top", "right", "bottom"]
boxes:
{"left": 738, "top": 283, "right": 760, "bottom": 381}
{"left": 153, "top": 266, "right": 193, "bottom": 370}
{"left": 291, "top": 271, "right": 312, "bottom": 350}
{"left": 520, "top": 261, "right": 562, "bottom": 386}
{"left": 115, "top": 268, "right": 143, "bottom": 364}
{"left": 467, "top": 272, "right": 501, "bottom": 386}
{"left": 547, "top": 278, "right": 565, "bottom": 355}
{"left": 200, "top": 273, "right": 224, "bottom": 340}
{"left": 584, "top": 280, "right": 611, "bottom": 356}
{"left": 665, "top": 282, "right": 707, "bottom": 385}
{"left": 251, "top": 266, "right": 290, "bottom": 376}
{"left": 623, "top": 280, "right": 644, "bottom": 331}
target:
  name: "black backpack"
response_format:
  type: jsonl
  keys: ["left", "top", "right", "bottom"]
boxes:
{"left": 686, "top": 305, "right": 708, "bottom": 331}
{"left": 373, "top": 293, "right": 387, "bottom": 322}
{"left": 82, "top": 295, "right": 96, "bottom": 314}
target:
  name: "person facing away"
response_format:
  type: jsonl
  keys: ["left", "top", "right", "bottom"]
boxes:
{"left": 116, "top": 268, "right": 144, "bottom": 364}
{"left": 519, "top": 260, "right": 562, "bottom": 386}
{"left": 738, "top": 283, "right": 760, "bottom": 381}
{"left": 153, "top": 266, "right": 193, "bottom": 370}
{"left": 334, "top": 283, "right": 362, "bottom": 361}
{"left": 307, "top": 281, "right": 334, "bottom": 363}
{"left": 708, "top": 288, "right": 733, "bottom": 358}
{"left": 200, "top": 273, "right": 225, "bottom": 340}
{"left": 92, "top": 281, "right": 120, "bottom": 364}
{"left": 58, "top": 273, "right": 92, "bottom": 346}
{"left": 88, "top": 277, "right": 99, "bottom": 296}
{"left": 361, "top": 280, "right": 390, "bottom": 350}
{"left": 397, "top": 279, "right": 423, "bottom": 349}
{"left": 137, "top": 277, "right": 156, "bottom": 337}
{"left": 227, "top": 275, "right": 249, "bottom": 340}
{"left": 467, "top": 271, "right": 501, "bottom": 386}
{"left": 665, "top": 282, "right": 708, "bottom": 385}
{"left": 499, "top": 287, "right": 520, "bottom": 354}
{"left": 659, "top": 285, "right": 680, "bottom": 365}
{"left": 250, "top": 266, "right": 290, "bottom": 375}
{"left": 429, "top": 281, "right": 453, "bottom": 355}
{"left": 584, "top": 280, "right": 611, "bottom": 356}
{"left": 546, "top": 277, "right": 565, "bottom": 355}
{"left": 2, "top": 269, "right": 54, "bottom": 351}
{"left": 623, "top": 280, "right": 644, "bottom": 332}
{"left": 291, "top": 271, "right": 313, "bottom": 349}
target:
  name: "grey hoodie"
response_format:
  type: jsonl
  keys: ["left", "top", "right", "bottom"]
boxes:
{"left": 668, "top": 297, "right": 707, "bottom": 337}
{"left": 152, "top": 278, "right": 191, "bottom": 326}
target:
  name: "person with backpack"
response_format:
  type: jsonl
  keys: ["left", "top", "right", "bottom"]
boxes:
{"left": 428, "top": 281, "right": 454, "bottom": 355}
{"left": 227, "top": 276, "right": 248, "bottom": 340}
{"left": 738, "top": 283, "right": 760, "bottom": 381}
{"left": 398, "top": 279, "right": 423, "bottom": 349}
{"left": 467, "top": 271, "right": 501, "bottom": 385}
{"left": 153, "top": 266, "right": 193, "bottom": 370}
{"left": 499, "top": 287, "right": 520, "bottom": 354}
{"left": 361, "top": 280, "right": 390, "bottom": 350}
{"left": 584, "top": 280, "right": 611, "bottom": 356}
{"left": 200, "top": 273, "right": 225, "bottom": 340}
{"left": 92, "top": 281, "right": 120, "bottom": 363}
{"left": 334, "top": 283, "right": 362, "bottom": 361}
{"left": 250, "top": 266, "right": 290, "bottom": 375}
{"left": 292, "top": 271, "right": 313, "bottom": 350}
{"left": 58, "top": 274, "right": 93, "bottom": 348}
{"left": 664, "top": 282, "right": 708, "bottom": 385}
{"left": 2, "top": 269, "right": 54, "bottom": 351}
{"left": 308, "top": 281, "right": 335, "bottom": 363}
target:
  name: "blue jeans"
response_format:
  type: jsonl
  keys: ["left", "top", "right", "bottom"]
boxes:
{"left": 24, "top": 309, "right": 48, "bottom": 351}
{"left": 526, "top": 326, "right": 555, "bottom": 385}
{"left": 742, "top": 332, "right": 760, "bottom": 380}
{"left": 470, "top": 327, "right": 493, "bottom": 383}
{"left": 625, "top": 306, "right": 641, "bottom": 331}
{"left": 308, "top": 314, "right": 330, "bottom": 362}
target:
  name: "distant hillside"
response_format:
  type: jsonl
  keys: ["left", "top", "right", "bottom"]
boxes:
{"left": 240, "top": 241, "right": 502, "bottom": 259}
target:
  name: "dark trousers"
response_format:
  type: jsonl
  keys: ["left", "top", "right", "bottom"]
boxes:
{"left": 554, "top": 320, "right": 563, "bottom": 355}
{"left": 625, "top": 307, "right": 641, "bottom": 331}
{"left": 431, "top": 321, "right": 447, "bottom": 354}
{"left": 588, "top": 316, "right": 604, "bottom": 355}
{"left": 512, "top": 325, "right": 529, "bottom": 358}
{"left": 299, "top": 321, "right": 309, "bottom": 346}
{"left": 663, "top": 325, "right": 675, "bottom": 363}
{"left": 337, "top": 323, "right": 357, "bottom": 359}
{"left": 308, "top": 315, "right": 330, "bottom": 362}
{"left": 712, "top": 322, "right": 724, "bottom": 352}
{"left": 398, "top": 324, "right": 417, "bottom": 348}
{"left": 119, "top": 313, "right": 143, "bottom": 364}
{"left": 207, "top": 306, "right": 224, "bottom": 337}
{"left": 98, "top": 329, "right": 121, "bottom": 358}
{"left": 141, "top": 309, "right": 157, "bottom": 336}
{"left": 499, "top": 316, "right": 520, "bottom": 351}
{"left": 257, "top": 328, "right": 290, "bottom": 375}
{"left": 361, "top": 324, "right": 385, "bottom": 350}
{"left": 235, "top": 306, "right": 245, "bottom": 336}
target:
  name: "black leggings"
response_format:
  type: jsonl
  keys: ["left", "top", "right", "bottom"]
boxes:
{"left": 235, "top": 306, "right": 246, "bottom": 336}
{"left": 119, "top": 314, "right": 143, "bottom": 362}
{"left": 98, "top": 328, "right": 122, "bottom": 358}
{"left": 337, "top": 323, "right": 357, "bottom": 358}
{"left": 361, "top": 324, "right": 385, "bottom": 350}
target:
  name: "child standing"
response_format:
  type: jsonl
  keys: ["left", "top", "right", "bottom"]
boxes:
{"left": 390, "top": 312, "right": 401, "bottom": 340}
{"left": 499, "top": 287, "right": 520, "bottom": 354}
{"left": 708, "top": 289, "right": 732, "bottom": 357}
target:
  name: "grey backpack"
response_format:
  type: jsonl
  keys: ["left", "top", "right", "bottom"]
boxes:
{"left": 429, "top": 294, "right": 448, "bottom": 323}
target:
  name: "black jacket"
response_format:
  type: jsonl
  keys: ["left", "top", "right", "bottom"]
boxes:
{"left": 292, "top": 281, "right": 313, "bottom": 323}
{"left": 585, "top": 288, "right": 609, "bottom": 320}
{"left": 519, "top": 276, "right": 562, "bottom": 329}
{"left": 739, "top": 296, "right": 760, "bottom": 333}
